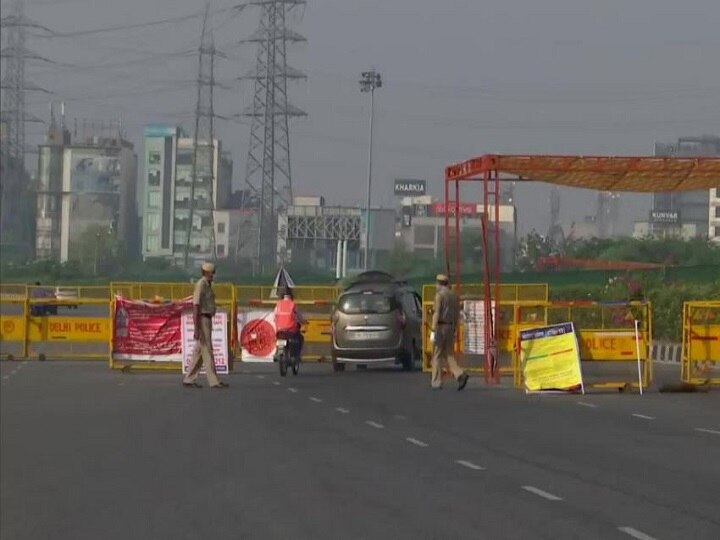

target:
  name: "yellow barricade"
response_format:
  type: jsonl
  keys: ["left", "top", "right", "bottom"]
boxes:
{"left": 25, "top": 285, "right": 112, "bottom": 361}
{"left": 421, "top": 283, "right": 548, "bottom": 304}
{"left": 109, "top": 282, "right": 236, "bottom": 371}
{"left": 421, "top": 285, "right": 550, "bottom": 377}
{"left": 235, "top": 286, "right": 338, "bottom": 362}
{"left": 682, "top": 301, "right": 720, "bottom": 385}
{"left": 514, "top": 302, "right": 653, "bottom": 390}
{"left": 0, "top": 284, "right": 28, "bottom": 360}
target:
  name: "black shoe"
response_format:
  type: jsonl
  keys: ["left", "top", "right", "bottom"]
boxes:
{"left": 457, "top": 373, "right": 469, "bottom": 391}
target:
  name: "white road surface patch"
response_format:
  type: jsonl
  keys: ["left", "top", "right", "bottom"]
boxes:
{"left": 2, "top": 375, "right": 9, "bottom": 380}
{"left": 335, "top": 407, "right": 350, "bottom": 414}
{"left": 618, "top": 526, "right": 658, "bottom": 540}
{"left": 288, "top": 387, "right": 299, "bottom": 393}
{"left": 394, "top": 414, "right": 408, "bottom": 420}
{"left": 309, "top": 397, "right": 323, "bottom": 403}
{"left": 255, "top": 375, "right": 265, "bottom": 379}
{"left": 632, "top": 413, "right": 656, "bottom": 420}
{"left": 365, "top": 421, "right": 384, "bottom": 429}
{"left": 521, "top": 486, "right": 563, "bottom": 501}
{"left": 695, "top": 427, "right": 720, "bottom": 436}
{"left": 576, "top": 401, "right": 597, "bottom": 408}
{"left": 405, "top": 437, "right": 428, "bottom": 448}
{"left": 455, "top": 460, "right": 485, "bottom": 471}
{"left": 273, "top": 381, "right": 281, "bottom": 386}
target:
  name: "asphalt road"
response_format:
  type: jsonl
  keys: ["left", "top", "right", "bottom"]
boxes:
{"left": 1, "top": 361, "right": 718, "bottom": 540}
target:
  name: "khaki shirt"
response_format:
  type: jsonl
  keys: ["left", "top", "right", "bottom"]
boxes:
{"left": 193, "top": 276, "right": 216, "bottom": 316}
{"left": 432, "top": 285, "right": 460, "bottom": 330}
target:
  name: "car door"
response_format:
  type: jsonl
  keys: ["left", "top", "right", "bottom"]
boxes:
{"left": 399, "top": 291, "right": 422, "bottom": 351}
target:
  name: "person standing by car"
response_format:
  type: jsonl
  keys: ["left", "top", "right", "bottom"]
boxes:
{"left": 274, "top": 288, "right": 307, "bottom": 359}
{"left": 183, "top": 262, "right": 228, "bottom": 389}
{"left": 430, "top": 274, "right": 469, "bottom": 391}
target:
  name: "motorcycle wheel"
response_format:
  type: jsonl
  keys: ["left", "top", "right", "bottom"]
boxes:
{"left": 279, "top": 354, "right": 288, "bottom": 377}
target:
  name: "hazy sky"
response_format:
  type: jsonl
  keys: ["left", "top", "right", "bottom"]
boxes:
{"left": 5, "top": 0, "right": 720, "bottom": 236}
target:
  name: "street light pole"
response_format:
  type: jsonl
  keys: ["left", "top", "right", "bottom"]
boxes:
{"left": 360, "top": 69, "right": 382, "bottom": 271}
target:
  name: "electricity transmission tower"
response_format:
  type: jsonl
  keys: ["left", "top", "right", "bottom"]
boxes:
{"left": 240, "top": 0, "right": 307, "bottom": 274}
{"left": 184, "top": 4, "right": 221, "bottom": 270}
{"left": 0, "top": 0, "right": 49, "bottom": 249}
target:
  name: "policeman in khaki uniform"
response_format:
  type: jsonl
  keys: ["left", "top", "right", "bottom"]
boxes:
{"left": 183, "top": 262, "right": 228, "bottom": 389}
{"left": 430, "top": 274, "right": 469, "bottom": 391}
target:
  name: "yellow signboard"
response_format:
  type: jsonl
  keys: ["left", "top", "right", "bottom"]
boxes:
{"left": 520, "top": 322, "right": 584, "bottom": 392}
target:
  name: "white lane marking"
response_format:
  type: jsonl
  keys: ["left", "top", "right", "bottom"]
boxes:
{"left": 455, "top": 460, "right": 485, "bottom": 471}
{"left": 11, "top": 370, "right": 18, "bottom": 374}
{"left": 394, "top": 414, "right": 408, "bottom": 420}
{"left": 309, "top": 396, "right": 323, "bottom": 403}
{"left": 405, "top": 437, "right": 428, "bottom": 448}
{"left": 255, "top": 375, "right": 265, "bottom": 379}
{"left": 576, "top": 401, "right": 597, "bottom": 408}
{"left": 618, "top": 526, "right": 658, "bottom": 540}
{"left": 365, "top": 420, "right": 384, "bottom": 429}
{"left": 521, "top": 486, "right": 563, "bottom": 501}
{"left": 2, "top": 375, "right": 9, "bottom": 380}
{"left": 288, "top": 387, "right": 298, "bottom": 393}
{"left": 695, "top": 428, "right": 720, "bottom": 436}
{"left": 335, "top": 407, "right": 349, "bottom": 414}
{"left": 273, "top": 381, "right": 281, "bottom": 386}
{"left": 632, "top": 413, "right": 655, "bottom": 420}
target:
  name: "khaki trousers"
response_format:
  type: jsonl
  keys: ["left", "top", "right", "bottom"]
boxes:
{"left": 184, "top": 315, "right": 220, "bottom": 387}
{"left": 431, "top": 324, "right": 464, "bottom": 388}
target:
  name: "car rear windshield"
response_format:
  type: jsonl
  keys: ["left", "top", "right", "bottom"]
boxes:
{"left": 338, "top": 292, "right": 395, "bottom": 314}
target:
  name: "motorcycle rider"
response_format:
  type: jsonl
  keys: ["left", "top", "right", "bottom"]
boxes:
{"left": 274, "top": 287, "right": 307, "bottom": 360}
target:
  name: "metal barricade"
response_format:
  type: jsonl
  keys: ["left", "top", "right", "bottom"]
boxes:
{"left": 421, "top": 284, "right": 550, "bottom": 375}
{"left": 109, "top": 282, "right": 236, "bottom": 371}
{"left": 25, "top": 285, "right": 112, "bottom": 361}
{"left": 234, "top": 286, "right": 339, "bottom": 363}
{"left": 682, "top": 301, "right": 720, "bottom": 385}
{"left": 0, "top": 284, "right": 28, "bottom": 360}
{"left": 513, "top": 301, "right": 653, "bottom": 390}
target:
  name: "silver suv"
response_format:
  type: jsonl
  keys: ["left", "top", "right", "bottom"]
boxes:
{"left": 331, "top": 272, "right": 422, "bottom": 372}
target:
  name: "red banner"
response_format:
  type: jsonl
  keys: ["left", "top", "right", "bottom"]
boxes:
{"left": 112, "top": 296, "right": 192, "bottom": 362}
{"left": 431, "top": 202, "right": 477, "bottom": 216}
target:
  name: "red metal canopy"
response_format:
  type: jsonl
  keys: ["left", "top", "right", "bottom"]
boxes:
{"left": 446, "top": 154, "right": 720, "bottom": 192}
{"left": 444, "top": 153, "right": 720, "bottom": 385}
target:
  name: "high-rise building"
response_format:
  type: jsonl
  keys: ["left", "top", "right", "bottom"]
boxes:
{"left": 652, "top": 135, "right": 720, "bottom": 239}
{"left": 140, "top": 124, "right": 231, "bottom": 265}
{"left": 35, "top": 120, "right": 138, "bottom": 262}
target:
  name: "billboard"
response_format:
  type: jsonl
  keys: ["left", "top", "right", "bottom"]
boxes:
{"left": 430, "top": 202, "right": 477, "bottom": 216}
{"left": 394, "top": 179, "right": 426, "bottom": 196}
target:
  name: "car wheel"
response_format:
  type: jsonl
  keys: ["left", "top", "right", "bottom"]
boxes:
{"left": 332, "top": 356, "right": 345, "bottom": 372}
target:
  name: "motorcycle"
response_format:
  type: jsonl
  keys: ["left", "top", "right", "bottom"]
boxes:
{"left": 275, "top": 331, "right": 301, "bottom": 377}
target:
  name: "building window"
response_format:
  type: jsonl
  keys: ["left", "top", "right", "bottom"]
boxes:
{"left": 148, "top": 151, "right": 161, "bottom": 165}
{"left": 218, "top": 222, "right": 225, "bottom": 234}
{"left": 217, "top": 244, "right": 225, "bottom": 256}
{"left": 148, "top": 170, "right": 161, "bottom": 187}
{"left": 146, "top": 213, "right": 160, "bottom": 233}
{"left": 716, "top": 226, "right": 720, "bottom": 237}
{"left": 146, "top": 235, "right": 160, "bottom": 252}
{"left": 148, "top": 191, "right": 161, "bottom": 208}
{"left": 716, "top": 207, "right": 720, "bottom": 218}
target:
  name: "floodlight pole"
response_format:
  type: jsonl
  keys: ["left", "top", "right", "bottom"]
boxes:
{"left": 360, "top": 69, "right": 382, "bottom": 271}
